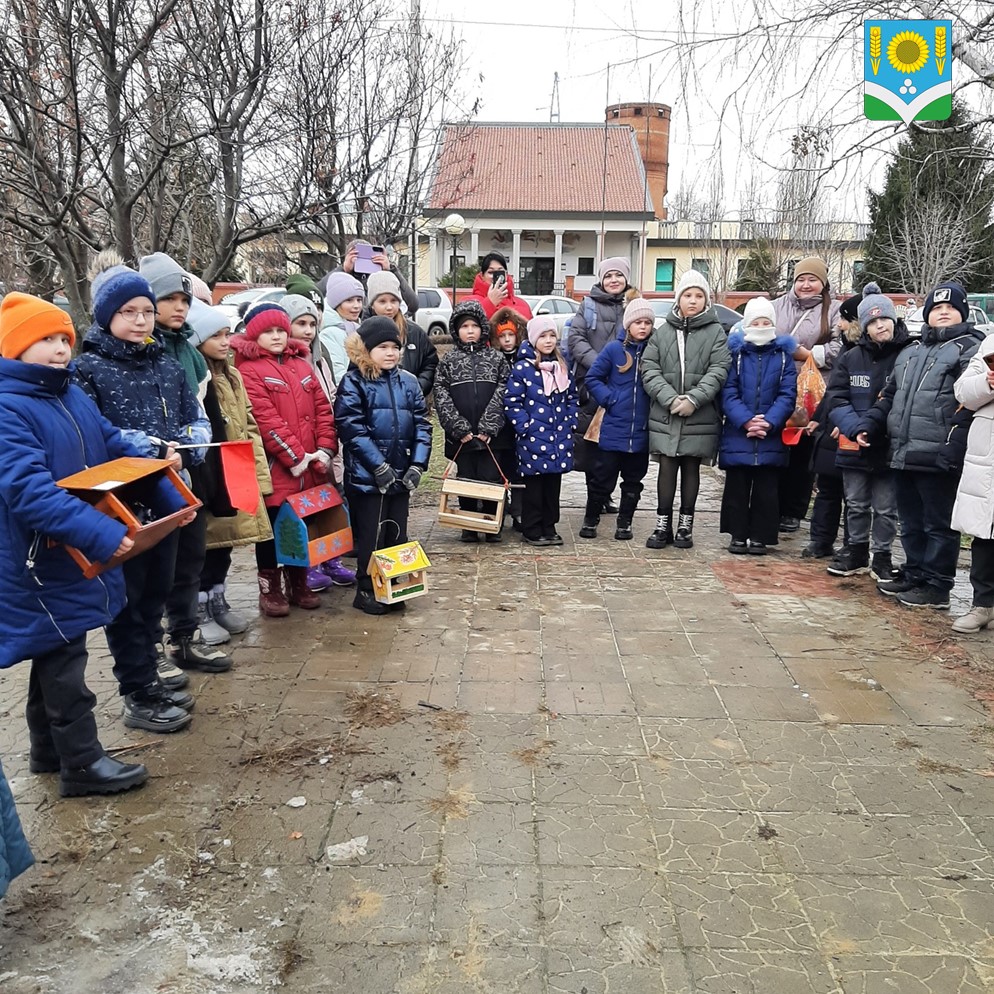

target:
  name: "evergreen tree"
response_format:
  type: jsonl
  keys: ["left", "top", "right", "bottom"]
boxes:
{"left": 863, "top": 103, "right": 994, "bottom": 294}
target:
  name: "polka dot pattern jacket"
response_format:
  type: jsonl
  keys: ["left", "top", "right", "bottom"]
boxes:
{"left": 503, "top": 340, "right": 578, "bottom": 476}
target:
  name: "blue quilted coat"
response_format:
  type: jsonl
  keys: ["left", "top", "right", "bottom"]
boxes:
{"left": 0, "top": 359, "right": 147, "bottom": 668}
{"left": 585, "top": 332, "right": 650, "bottom": 453}
{"left": 0, "top": 758, "right": 32, "bottom": 898}
{"left": 503, "top": 341, "right": 578, "bottom": 475}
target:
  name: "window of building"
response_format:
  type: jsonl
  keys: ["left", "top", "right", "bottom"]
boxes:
{"left": 690, "top": 258, "right": 711, "bottom": 285}
{"left": 853, "top": 259, "right": 866, "bottom": 284}
{"left": 655, "top": 258, "right": 675, "bottom": 292}
{"left": 577, "top": 257, "right": 594, "bottom": 276}
{"left": 634, "top": 107, "right": 643, "bottom": 116}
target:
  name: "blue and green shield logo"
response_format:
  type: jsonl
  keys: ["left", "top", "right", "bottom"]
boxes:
{"left": 864, "top": 20, "right": 952, "bottom": 123}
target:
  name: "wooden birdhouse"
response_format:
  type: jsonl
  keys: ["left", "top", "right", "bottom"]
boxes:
{"left": 55, "top": 457, "right": 201, "bottom": 579}
{"left": 369, "top": 541, "right": 431, "bottom": 605}
{"left": 437, "top": 477, "right": 507, "bottom": 534}
{"left": 274, "top": 483, "right": 353, "bottom": 567}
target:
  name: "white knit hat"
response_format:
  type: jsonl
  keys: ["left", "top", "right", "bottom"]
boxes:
{"left": 741, "top": 297, "right": 776, "bottom": 330}
{"left": 674, "top": 269, "right": 712, "bottom": 310}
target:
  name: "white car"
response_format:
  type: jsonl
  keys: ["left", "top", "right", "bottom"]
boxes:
{"left": 216, "top": 286, "right": 286, "bottom": 325}
{"left": 415, "top": 287, "right": 453, "bottom": 340}
{"left": 905, "top": 305, "right": 993, "bottom": 339}
{"left": 519, "top": 295, "right": 579, "bottom": 334}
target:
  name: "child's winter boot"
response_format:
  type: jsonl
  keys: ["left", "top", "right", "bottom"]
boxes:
{"left": 258, "top": 569, "right": 290, "bottom": 617}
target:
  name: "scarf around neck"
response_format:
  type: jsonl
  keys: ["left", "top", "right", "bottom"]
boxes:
{"left": 539, "top": 359, "right": 569, "bottom": 395}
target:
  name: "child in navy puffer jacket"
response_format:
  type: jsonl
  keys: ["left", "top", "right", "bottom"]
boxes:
{"left": 719, "top": 298, "right": 798, "bottom": 555}
{"left": 582, "top": 297, "right": 654, "bottom": 541}
{"left": 503, "top": 316, "right": 577, "bottom": 546}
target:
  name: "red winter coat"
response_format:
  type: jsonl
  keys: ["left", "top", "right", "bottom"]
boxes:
{"left": 231, "top": 336, "right": 337, "bottom": 507}
{"left": 467, "top": 273, "right": 534, "bottom": 321}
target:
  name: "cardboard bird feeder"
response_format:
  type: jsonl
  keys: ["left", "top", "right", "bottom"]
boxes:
{"left": 369, "top": 541, "right": 431, "bottom": 605}
{"left": 274, "top": 484, "right": 353, "bottom": 567}
{"left": 55, "top": 457, "right": 201, "bottom": 578}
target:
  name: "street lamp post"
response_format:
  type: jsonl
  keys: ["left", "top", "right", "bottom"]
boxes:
{"left": 443, "top": 213, "right": 465, "bottom": 306}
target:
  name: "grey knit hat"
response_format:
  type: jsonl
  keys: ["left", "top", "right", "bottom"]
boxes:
{"left": 186, "top": 299, "right": 232, "bottom": 347}
{"left": 139, "top": 252, "right": 193, "bottom": 301}
{"left": 857, "top": 282, "right": 897, "bottom": 333}
{"left": 674, "top": 269, "right": 712, "bottom": 310}
{"left": 365, "top": 270, "right": 402, "bottom": 304}
{"left": 282, "top": 293, "right": 320, "bottom": 325}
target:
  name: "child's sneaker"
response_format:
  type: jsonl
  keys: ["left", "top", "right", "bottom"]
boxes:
{"left": 197, "top": 592, "right": 231, "bottom": 645}
{"left": 876, "top": 569, "right": 918, "bottom": 597}
{"left": 167, "top": 632, "right": 233, "bottom": 672}
{"left": 826, "top": 544, "right": 869, "bottom": 576}
{"left": 869, "top": 551, "right": 898, "bottom": 583}
{"left": 897, "top": 585, "right": 950, "bottom": 610}
{"left": 155, "top": 643, "right": 190, "bottom": 691}
{"left": 209, "top": 586, "right": 249, "bottom": 634}
{"left": 123, "top": 684, "right": 193, "bottom": 733}
{"left": 305, "top": 567, "right": 333, "bottom": 592}
{"left": 322, "top": 558, "right": 357, "bottom": 586}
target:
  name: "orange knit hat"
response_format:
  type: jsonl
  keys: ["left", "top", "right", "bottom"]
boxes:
{"left": 0, "top": 292, "right": 76, "bottom": 359}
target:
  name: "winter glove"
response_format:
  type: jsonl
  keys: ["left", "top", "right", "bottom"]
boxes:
{"left": 670, "top": 395, "right": 696, "bottom": 418}
{"left": 401, "top": 466, "right": 423, "bottom": 491}
{"left": 290, "top": 453, "right": 316, "bottom": 478}
{"left": 373, "top": 463, "right": 397, "bottom": 493}
{"left": 313, "top": 449, "right": 332, "bottom": 470}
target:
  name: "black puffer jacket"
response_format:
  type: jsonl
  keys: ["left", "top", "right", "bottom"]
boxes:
{"left": 862, "top": 321, "right": 984, "bottom": 473}
{"left": 434, "top": 326, "right": 509, "bottom": 459}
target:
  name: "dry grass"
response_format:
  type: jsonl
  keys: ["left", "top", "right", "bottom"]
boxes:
{"left": 276, "top": 937, "right": 307, "bottom": 983}
{"left": 436, "top": 740, "right": 465, "bottom": 771}
{"left": 894, "top": 737, "right": 922, "bottom": 751}
{"left": 428, "top": 788, "right": 475, "bottom": 819}
{"left": 239, "top": 734, "right": 370, "bottom": 772}
{"left": 343, "top": 689, "right": 410, "bottom": 729}
{"left": 433, "top": 709, "right": 470, "bottom": 733}
{"left": 916, "top": 756, "right": 965, "bottom": 776}
{"left": 513, "top": 740, "right": 556, "bottom": 767}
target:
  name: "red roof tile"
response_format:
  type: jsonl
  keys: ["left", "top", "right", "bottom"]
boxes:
{"left": 427, "top": 123, "right": 653, "bottom": 215}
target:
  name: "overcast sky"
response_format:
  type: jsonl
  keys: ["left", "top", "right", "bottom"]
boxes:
{"left": 419, "top": 0, "right": 923, "bottom": 221}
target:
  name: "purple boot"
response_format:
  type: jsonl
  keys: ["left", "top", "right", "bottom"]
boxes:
{"left": 305, "top": 566, "right": 333, "bottom": 592}
{"left": 322, "top": 557, "right": 357, "bottom": 586}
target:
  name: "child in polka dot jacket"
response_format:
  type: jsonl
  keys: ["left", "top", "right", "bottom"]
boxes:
{"left": 503, "top": 315, "right": 578, "bottom": 546}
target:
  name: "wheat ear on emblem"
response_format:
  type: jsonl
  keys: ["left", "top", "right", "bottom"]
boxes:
{"left": 870, "top": 25, "right": 881, "bottom": 75}
{"left": 935, "top": 25, "right": 946, "bottom": 76}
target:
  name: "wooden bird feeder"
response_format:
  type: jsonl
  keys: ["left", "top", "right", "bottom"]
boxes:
{"left": 369, "top": 541, "right": 432, "bottom": 605}
{"left": 55, "top": 457, "right": 201, "bottom": 578}
{"left": 274, "top": 483, "right": 353, "bottom": 567}
{"left": 437, "top": 477, "right": 507, "bottom": 535}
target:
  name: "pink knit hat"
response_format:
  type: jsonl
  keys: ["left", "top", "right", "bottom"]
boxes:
{"left": 527, "top": 315, "right": 557, "bottom": 346}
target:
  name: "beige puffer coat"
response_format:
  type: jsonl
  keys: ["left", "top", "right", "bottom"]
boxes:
{"left": 205, "top": 361, "right": 274, "bottom": 550}
{"left": 951, "top": 334, "right": 994, "bottom": 540}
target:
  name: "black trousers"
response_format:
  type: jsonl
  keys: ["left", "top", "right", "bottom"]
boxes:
{"left": 808, "top": 472, "right": 847, "bottom": 550}
{"left": 106, "top": 528, "right": 180, "bottom": 696}
{"left": 522, "top": 473, "right": 562, "bottom": 540}
{"left": 254, "top": 506, "right": 283, "bottom": 571}
{"left": 201, "top": 546, "right": 233, "bottom": 591}
{"left": 26, "top": 635, "right": 103, "bottom": 769}
{"left": 779, "top": 434, "right": 815, "bottom": 519}
{"left": 720, "top": 466, "right": 780, "bottom": 545}
{"left": 494, "top": 447, "right": 522, "bottom": 520}
{"left": 588, "top": 449, "right": 650, "bottom": 504}
{"left": 347, "top": 489, "right": 411, "bottom": 589}
{"left": 970, "top": 537, "right": 994, "bottom": 607}
{"left": 455, "top": 447, "right": 503, "bottom": 524}
{"left": 895, "top": 470, "right": 960, "bottom": 592}
{"left": 166, "top": 505, "right": 207, "bottom": 638}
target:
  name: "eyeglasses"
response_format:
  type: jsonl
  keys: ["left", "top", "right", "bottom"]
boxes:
{"left": 117, "top": 308, "right": 156, "bottom": 322}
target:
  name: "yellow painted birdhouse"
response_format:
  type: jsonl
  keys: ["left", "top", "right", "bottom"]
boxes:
{"left": 368, "top": 541, "right": 432, "bottom": 605}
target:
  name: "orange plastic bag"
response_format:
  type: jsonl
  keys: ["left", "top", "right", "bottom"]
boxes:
{"left": 796, "top": 354, "right": 825, "bottom": 418}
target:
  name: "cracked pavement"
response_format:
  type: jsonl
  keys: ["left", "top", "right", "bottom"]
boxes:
{"left": 1, "top": 468, "right": 993, "bottom": 993}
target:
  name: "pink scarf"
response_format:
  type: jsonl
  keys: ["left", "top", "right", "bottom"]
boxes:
{"left": 539, "top": 359, "right": 569, "bottom": 395}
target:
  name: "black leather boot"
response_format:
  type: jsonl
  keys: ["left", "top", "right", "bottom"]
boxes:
{"left": 645, "top": 512, "right": 673, "bottom": 549}
{"left": 59, "top": 755, "right": 148, "bottom": 798}
{"left": 579, "top": 498, "right": 601, "bottom": 539}
{"left": 353, "top": 576, "right": 389, "bottom": 616}
{"left": 673, "top": 511, "right": 695, "bottom": 549}
{"left": 614, "top": 493, "right": 639, "bottom": 541}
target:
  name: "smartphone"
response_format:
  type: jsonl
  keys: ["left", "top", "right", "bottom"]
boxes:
{"left": 353, "top": 242, "right": 378, "bottom": 275}
{"left": 491, "top": 271, "right": 506, "bottom": 286}
{"left": 984, "top": 352, "right": 994, "bottom": 371}
{"left": 371, "top": 245, "right": 384, "bottom": 255}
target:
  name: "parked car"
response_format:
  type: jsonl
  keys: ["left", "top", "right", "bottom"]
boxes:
{"left": 416, "top": 287, "right": 453, "bottom": 341}
{"left": 649, "top": 299, "right": 744, "bottom": 334}
{"left": 216, "top": 286, "right": 286, "bottom": 325}
{"left": 905, "top": 304, "right": 993, "bottom": 339}
{"left": 519, "top": 295, "right": 579, "bottom": 334}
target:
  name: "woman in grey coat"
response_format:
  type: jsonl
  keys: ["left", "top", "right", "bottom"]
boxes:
{"left": 641, "top": 270, "right": 730, "bottom": 549}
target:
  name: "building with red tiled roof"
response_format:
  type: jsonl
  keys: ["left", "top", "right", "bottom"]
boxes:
{"left": 418, "top": 107, "right": 668, "bottom": 296}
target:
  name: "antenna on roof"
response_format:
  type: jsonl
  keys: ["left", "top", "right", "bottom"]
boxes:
{"left": 550, "top": 72, "right": 560, "bottom": 123}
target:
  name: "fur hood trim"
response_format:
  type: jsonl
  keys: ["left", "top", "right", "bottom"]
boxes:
{"left": 727, "top": 330, "right": 799, "bottom": 357}
{"left": 345, "top": 332, "right": 383, "bottom": 379}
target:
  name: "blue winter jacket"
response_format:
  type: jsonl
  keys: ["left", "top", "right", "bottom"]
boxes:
{"left": 719, "top": 331, "right": 798, "bottom": 469}
{"left": 334, "top": 334, "right": 433, "bottom": 494}
{"left": 503, "top": 341, "right": 578, "bottom": 475}
{"left": 825, "top": 322, "right": 910, "bottom": 472}
{"left": 0, "top": 359, "right": 142, "bottom": 668}
{"left": 0, "top": 758, "right": 33, "bottom": 899}
{"left": 74, "top": 323, "right": 210, "bottom": 464}
{"left": 585, "top": 332, "right": 650, "bottom": 453}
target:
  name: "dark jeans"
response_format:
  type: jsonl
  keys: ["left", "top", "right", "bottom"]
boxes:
{"left": 808, "top": 472, "right": 847, "bottom": 550}
{"left": 720, "top": 466, "right": 780, "bottom": 545}
{"left": 347, "top": 488, "right": 411, "bottom": 586}
{"left": 166, "top": 505, "right": 207, "bottom": 638}
{"left": 106, "top": 529, "right": 180, "bottom": 696}
{"left": 254, "top": 506, "right": 284, "bottom": 571}
{"left": 201, "top": 546, "right": 233, "bottom": 591}
{"left": 522, "top": 473, "right": 562, "bottom": 539}
{"left": 588, "top": 449, "right": 649, "bottom": 504}
{"left": 26, "top": 635, "right": 103, "bottom": 769}
{"left": 895, "top": 470, "right": 960, "bottom": 593}
{"left": 779, "top": 434, "right": 815, "bottom": 519}
{"left": 970, "top": 537, "right": 994, "bottom": 607}
{"left": 455, "top": 447, "right": 503, "bottom": 524}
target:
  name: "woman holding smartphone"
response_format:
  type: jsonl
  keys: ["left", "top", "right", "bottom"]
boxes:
{"left": 467, "top": 252, "right": 533, "bottom": 321}
{"left": 331, "top": 239, "right": 419, "bottom": 317}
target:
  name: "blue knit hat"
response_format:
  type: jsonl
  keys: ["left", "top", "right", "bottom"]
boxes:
{"left": 92, "top": 267, "right": 156, "bottom": 330}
